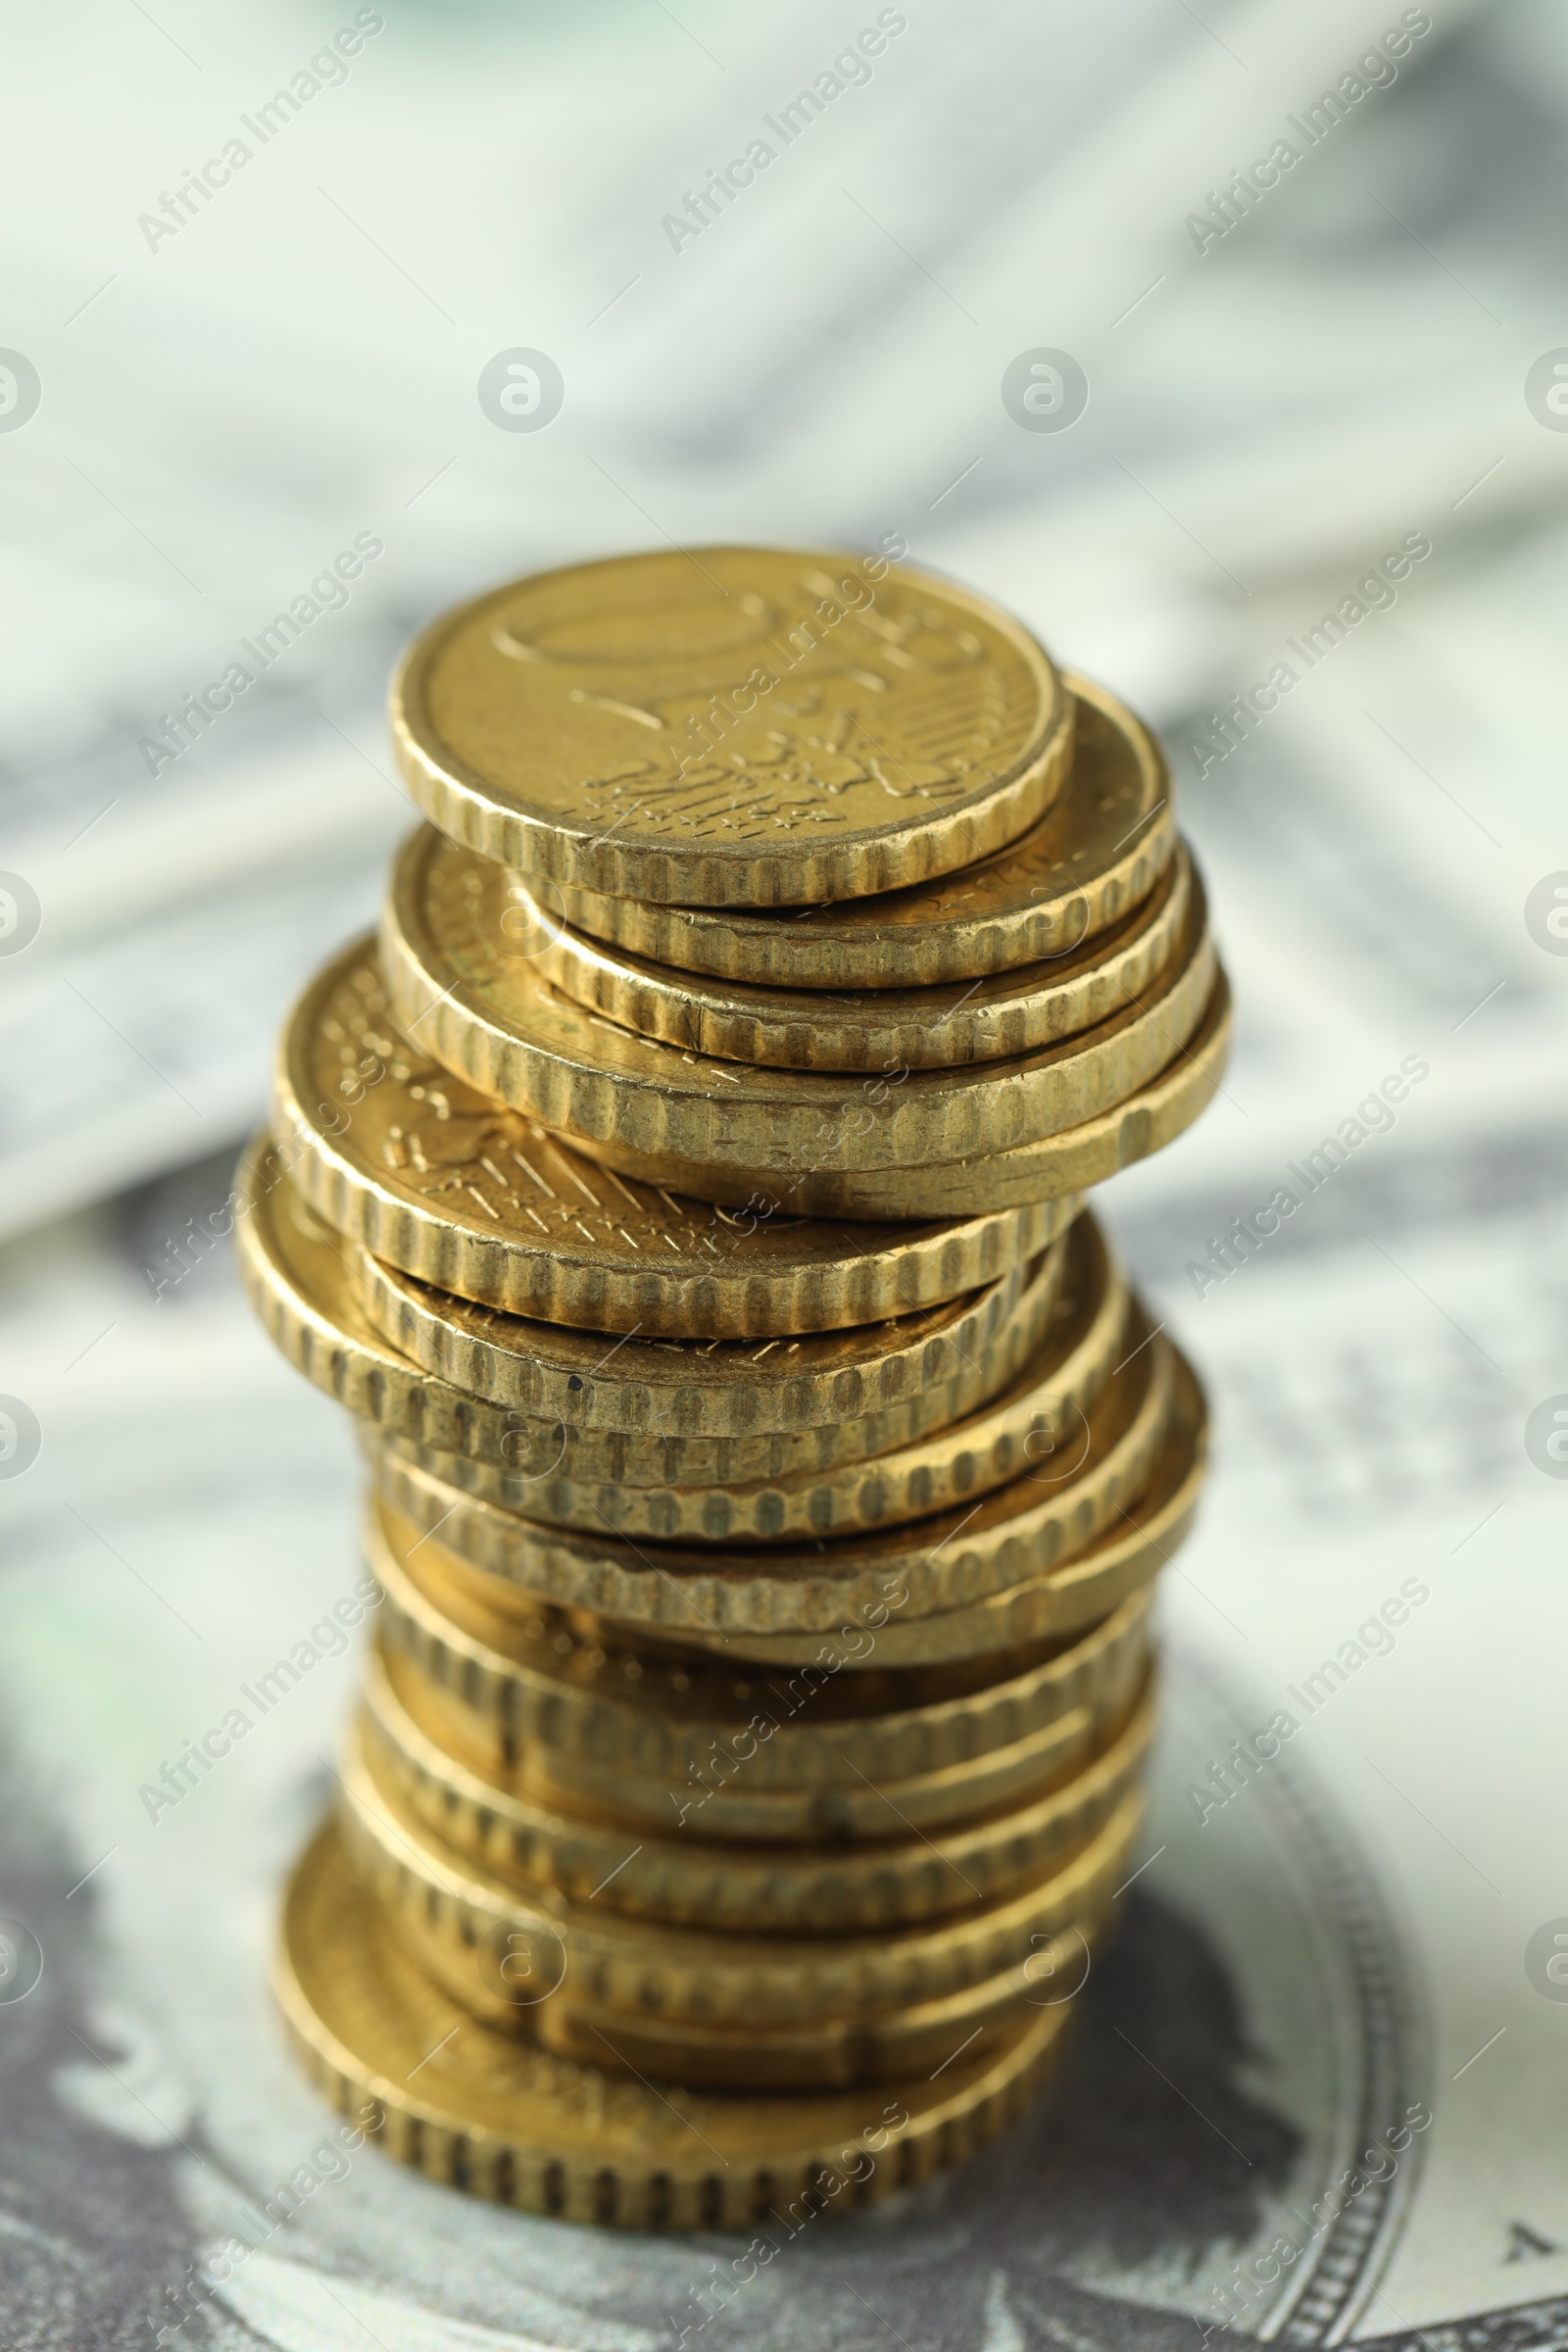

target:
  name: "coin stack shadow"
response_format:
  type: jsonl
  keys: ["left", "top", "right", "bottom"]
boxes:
{"left": 239, "top": 562, "right": 1231, "bottom": 2230}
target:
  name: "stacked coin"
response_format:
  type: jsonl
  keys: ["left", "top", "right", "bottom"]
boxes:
{"left": 240, "top": 548, "right": 1230, "bottom": 2230}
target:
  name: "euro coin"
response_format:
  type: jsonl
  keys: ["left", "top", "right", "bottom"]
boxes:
{"left": 649, "top": 1353, "right": 1208, "bottom": 1669}
{"left": 354, "top": 1663, "right": 1155, "bottom": 1931}
{"left": 362, "top": 1316, "right": 1176, "bottom": 1635}
{"left": 277, "top": 1821, "right": 1076, "bottom": 2227}
{"left": 532, "top": 670, "right": 1174, "bottom": 989}
{"left": 241, "top": 1137, "right": 1054, "bottom": 1494}
{"left": 389, "top": 547, "right": 1072, "bottom": 906}
{"left": 353, "top": 1209, "right": 1075, "bottom": 1442}
{"left": 360, "top": 1221, "right": 1115, "bottom": 1544}
{"left": 517, "top": 844, "right": 1192, "bottom": 1073}
{"left": 378, "top": 826, "right": 1214, "bottom": 1173}
{"left": 390, "top": 1641, "right": 1102, "bottom": 1842}
{"left": 567, "top": 969, "right": 1231, "bottom": 1218}
{"left": 400, "top": 1889, "right": 1101, "bottom": 2090}
{"left": 336, "top": 1729, "right": 1145, "bottom": 2026}
{"left": 370, "top": 1494, "right": 1153, "bottom": 1786}
{"left": 272, "top": 935, "right": 1077, "bottom": 1328}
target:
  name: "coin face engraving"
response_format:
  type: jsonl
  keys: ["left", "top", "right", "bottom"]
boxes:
{"left": 452, "top": 566, "right": 1031, "bottom": 837}
{"left": 392, "top": 550, "right": 1069, "bottom": 901}
{"left": 530, "top": 674, "right": 1175, "bottom": 989}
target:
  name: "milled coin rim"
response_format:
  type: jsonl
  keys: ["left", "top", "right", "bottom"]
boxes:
{"left": 516, "top": 845, "right": 1192, "bottom": 1074}
{"left": 371, "top": 1500, "right": 1156, "bottom": 1785}
{"left": 335, "top": 1734, "right": 1147, "bottom": 2024}
{"left": 276, "top": 1820, "right": 1076, "bottom": 2225}
{"left": 350, "top": 1213, "right": 1085, "bottom": 1442}
{"left": 272, "top": 933, "right": 1080, "bottom": 1332}
{"left": 378, "top": 830, "right": 1215, "bottom": 1172}
{"left": 531, "top": 668, "right": 1176, "bottom": 988}
{"left": 352, "top": 1224, "right": 1113, "bottom": 1537}
{"left": 657, "top": 1352, "right": 1209, "bottom": 1668}
{"left": 389, "top": 546, "right": 1074, "bottom": 906}
{"left": 355, "top": 1667, "right": 1157, "bottom": 1932}
{"left": 238, "top": 1129, "right": 1072, "bottom": 1491}
{"left": 361, "top": 1318, "right": 1178, "bottom": 1633}
{"left": 563, "top": 968, "right": 1232, "bottom": 1218}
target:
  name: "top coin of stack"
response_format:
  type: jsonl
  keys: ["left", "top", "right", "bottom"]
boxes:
{"left": 252, "top": 546, "right": 1232, "bottom": 2228}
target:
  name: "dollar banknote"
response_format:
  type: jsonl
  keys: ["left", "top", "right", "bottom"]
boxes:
{"left": 5, "top": 0, "right": 1568, "bottom": 2340}
{"left": 3, "top": 944, "right": 1565, "bottom": 2351}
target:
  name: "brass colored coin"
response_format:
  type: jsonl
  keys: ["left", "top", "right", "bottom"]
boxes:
{"left": 362, "top": 1222, "right": 1118, "bottom": 1544}
{"left": 356, "top": 1665, "right": 1155, "bottom": 1931}
{"left": 535, "top": 671, "right": 1174, "bottom": 990}
{"left": 239, "top": 1134, "right": 1064, "bottom": 1494}
{"left": 371, "top": 1503, "right": 1154, "bottom": 1788}
{"left": 520, "top": 847, "right": 1191, "bottom": 1075}
{"left": 389, "top": 548, "right": 1072, "bottom": 907}
{"left": 378, "top": 824, "right": 1215, "bottom": 1176}
{"left": 272, "top": 934, "right": 1078, "bottom": 1331}
{"left": 337, "top": 1727, "right": 1145, "bottom": 2027}
{"left": 385, "top": 1638, "right": 1109, "bottom": 1843}
{"left": 400, "top": 1886, "right": 1101, "bottom": 2090}
{"left": 659, "top": 1354, "right": 1209, "bottom": 1670}
{"left": 355, "top": 1211, "right": 1076, "bottom": 1444}
{"left": 569, "top": 969, "right": 1232, "bottom": 1219}
{"left": 363, "top": 1317, "right": 1177, "bottom": 1636}
{"left": 277, "top": 1822, "right": 1075, "bottom": 2227}
{"left": 367, "top": 1239, "right": 1055, "bottom": 1510}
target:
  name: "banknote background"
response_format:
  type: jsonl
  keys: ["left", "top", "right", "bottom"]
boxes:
{"left": 4, "top": 0, "right": 1568, "bottom": 2344}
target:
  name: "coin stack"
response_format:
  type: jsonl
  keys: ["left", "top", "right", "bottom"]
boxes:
{"left": 238, "top": 547, "right": 1231, "bottom": 2230}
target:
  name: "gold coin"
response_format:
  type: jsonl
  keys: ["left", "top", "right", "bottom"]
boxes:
{"left": 364, "top": 1221, "right": 1116, "bottom": 1544}
{"left": 372, "top": 1501, "right": 1153, "bottom": 1787}
{"left": 658, "top": 1353, "right": 1209, "bottom": 1670}
{"left": 400, "top": 1884, "right": 1100, "bottom": 2091}
{"left": 277, "top": 1821, "right": 1075, "bottom": 2226}
{"left": 355, "top": 1210, "right": 1075, "bottom": 1444}
{"left": 364, "top": 1242, "right": 1054, "bottom": 1511}
{"left": 383, "top": 1628, "right": 1137, "bottom": 1843}
{"left": 272, "top": 934, "right": 1078, "bottom": 1331}
{"left": 239, "top": 1136, "right": 1064, "bottom": 1494}
{"left": 379, "top": 825, "right": 1214, "bottom": 1178}
{"left": 568, "top": 968, "right": 1232, "bottom": 1218}
{"left": 518, "top": 845, "right": 1191, "bottom": 1075}
{"left": 389, "top": 548, "right": 1072, "bottom": 907}
{"left": 534, "top": 671, "right": 1174, "bottom": 990}
{"left": 356, "top": 1665, "right": 1155, "bottom": 1931}
{"left": 363, "top": 1317, "right": 1177, "bottom": 1636}
{"left": 337, "top": 1726, "right": 1145, "bottom": 2026}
